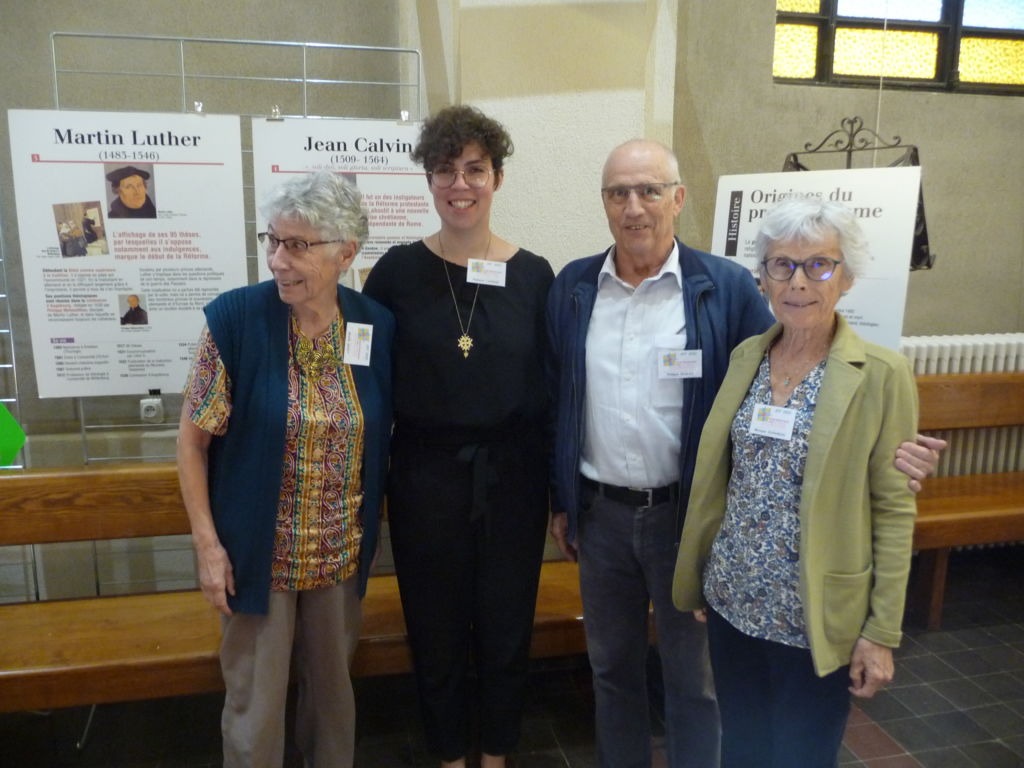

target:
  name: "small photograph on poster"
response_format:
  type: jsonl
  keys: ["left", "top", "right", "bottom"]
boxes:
{"left": 53, "top": 201, "right": 108, "bottom": 258}
{"left": 118, "top": 292, "right": 149, "bottom": 326}
{"left": 104, "top": 163, "right": 157, "bottom": 219}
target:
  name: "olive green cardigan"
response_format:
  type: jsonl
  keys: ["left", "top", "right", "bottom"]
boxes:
{"left": 672, "top": 315, "right": 918, "bottom": 676}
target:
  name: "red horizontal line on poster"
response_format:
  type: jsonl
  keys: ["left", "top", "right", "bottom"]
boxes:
{"left": 29, "top": 156, "right": 224, "bottom": 166}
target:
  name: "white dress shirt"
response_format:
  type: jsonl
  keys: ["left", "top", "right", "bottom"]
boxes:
{"left": 580, "top": 243, "right": 686, "bottom": 489}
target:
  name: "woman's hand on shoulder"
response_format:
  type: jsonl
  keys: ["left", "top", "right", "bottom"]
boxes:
{"left": 848, "top": 637, "right": 894, "bottom": 698}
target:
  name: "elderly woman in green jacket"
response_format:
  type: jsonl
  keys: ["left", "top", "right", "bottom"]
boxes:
{"left": 672, "top": 198, "right": 919, "bottom": 768}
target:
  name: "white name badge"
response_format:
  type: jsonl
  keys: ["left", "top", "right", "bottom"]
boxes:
{"left": 466, "top": 259, "right": 507, "bottom": 287}
{"left": 343, "top": 322, "right": 373, "bottom": 366}
{"left": 658, "top": 349, "right": 702, "bottom": 379}
{"left": 748, "top": 403, "right": 796, "bottom": 441}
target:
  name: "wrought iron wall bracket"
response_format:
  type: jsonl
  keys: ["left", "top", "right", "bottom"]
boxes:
{"left": 781, "top": 116, "right": 935, "bottom": 270}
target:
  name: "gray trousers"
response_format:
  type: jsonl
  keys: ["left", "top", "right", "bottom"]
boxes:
{"left": 219, "top": 578, "right": 362, "bottom": 768}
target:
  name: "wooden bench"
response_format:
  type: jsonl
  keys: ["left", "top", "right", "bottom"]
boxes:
{"left": 0, "top": 463, "right": 586, "bottom": 714}
{"left": 911, "top": 371, "right": 1024, "bottom": 630}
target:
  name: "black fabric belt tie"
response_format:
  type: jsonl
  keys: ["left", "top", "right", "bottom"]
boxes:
{"left": 456, "top": 442, "right": 492, "bottom": 533}
{"left": 582, "top": 477, "right": 678, "bottom": 508}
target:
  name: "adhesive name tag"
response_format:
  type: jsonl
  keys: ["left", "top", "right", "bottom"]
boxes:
{"left": 343, "top": 322, "right": 373, "bottom": 366}
{"left": 748, "top": 403, "right": 796, "bottom": 441}
{"left": 466, "top": 259, "right": 507, "bottom": 287}
{"left": 658, "top": 349, "right": 702, "bottom": 379}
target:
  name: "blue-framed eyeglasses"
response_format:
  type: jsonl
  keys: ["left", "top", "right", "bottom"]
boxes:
{"left": 761, "top": 256, "right": 843, "bottom": 282}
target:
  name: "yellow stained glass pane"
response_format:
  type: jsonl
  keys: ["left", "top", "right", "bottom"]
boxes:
{"left": 777, "top": 0, "right": 820, "bottom": 12}
{"left": 959, "top": 37, "right": 1024, "bottom": 84}
{"left": 774, "top": 24, "right": 819, "bottom": 78}
{"left": 833, "top": 28, "right": 937, "bottom": 78}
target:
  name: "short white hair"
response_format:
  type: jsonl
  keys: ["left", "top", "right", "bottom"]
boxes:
{"left": 260, "top": 171, "right": 369, "bottom": 249}
{"left": 754, "top": 198, "right": 870, "bottom": 278}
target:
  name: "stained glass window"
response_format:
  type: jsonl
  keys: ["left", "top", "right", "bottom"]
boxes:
{"left": 774, "top": 0, "right": 1024, "bottom": 92}
{"left": 833, "top": 29, "right": 938, "bottom": 79}
{"left": 960, "top": 37, "right": 1024, "bottom": 83}
{"left": 836, "top": 0, "right": 941, "bottom": 21}
{"left": 774, "top": 24, "right": 819, "bottom": 78}
{"left": 777, "top": 0, "right": 821, "bottom": 11}
{"left": 964, "top": 0, "right": 1024, "bottom": 29}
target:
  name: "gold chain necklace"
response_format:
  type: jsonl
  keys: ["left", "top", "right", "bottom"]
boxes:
{"left": 439, "top": 232, "right": 490, "bottom": 358}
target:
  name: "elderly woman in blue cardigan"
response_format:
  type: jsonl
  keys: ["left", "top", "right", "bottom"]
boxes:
{"left": 672, "top": 198, "right": 919, "bottom": 767}
{"left": 177, "top": 171, "right": 393, "bottom": 768}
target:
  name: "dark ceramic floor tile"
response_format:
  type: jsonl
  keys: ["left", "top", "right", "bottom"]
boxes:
{"left": 964, "top": 703, "right": 1024, "bottom": 739}
{"left": 895, "top": 634, "right": 929, "bottom": 659}
{"left": 513, "top": 752, "right": 571, "bottom": 767}
{"left": 1004, "top": 733, "right": 1024, "bottom": 758}
{"left": 517, "top": 718, "right": 560, "bottom": 753}
{"left": 858, "top": 755, "right": 924, "bottom": 766}
{"left": 912, "top": 631, "right": 970, "bottom": 654}
{"left": 972, "top": 672, "right": 1024, "bottom": 701}
{"left": 890, "top": 684, "right": 956, "bottom": 716}
{"left": 838, "top": 742, "right": 863, "bottom": 764}
{"left": 945, "top": 626, "right": 1004, "bottom": 649}
{"left": 977, "top": 643, "right": 1024, "bottom": 671}
{"left": 919, "top": 710, "right": 995, "bottom": 747}
{"left": 937, "top": 649, "right": 1000, "bottom": 677}
{"left": 956, "top": 740, "right": 1024, "bottom": 768}
{"left": 987, "top": 623, "right": 1024, "bottom": 643}
{"left": 561, "top": 746, "right": 597, "bottom": 768}
{"left": 911, "top": 746, "right": 980, "bottom": 767}
{"left": 881, "top": 717, "right": 951, "bottom": 753}
{"left": 899, "top": 654, "right": 961, "bottom": 684}
{"left": 857, "top": 690, "right": 916, "bottom": 722}
{"left": 930, "top": 678, "right": 994, "bottom": 709}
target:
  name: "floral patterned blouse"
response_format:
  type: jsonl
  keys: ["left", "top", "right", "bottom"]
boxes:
{"left": 702, "top": 353, "right": 826, "bottom": 648}
{"left": 183, "top": 315, "right": 365, "bottom": 592}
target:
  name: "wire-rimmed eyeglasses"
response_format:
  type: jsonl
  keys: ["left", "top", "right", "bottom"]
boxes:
{"left": 258, "top": 232, "right": 344, "bottom": 254}
{"left": 761, "top": 256, "right": 843, "bottom": 282}
{"left": 427, "top": 165, "right": 493, "bottom": 189}
{"left": 601, "top": 182, "right": 680, "bottom": 205}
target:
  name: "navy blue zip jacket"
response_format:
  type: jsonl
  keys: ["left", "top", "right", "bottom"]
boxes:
{"left": 545, "top": 239, "right": 773, "bottom": 544}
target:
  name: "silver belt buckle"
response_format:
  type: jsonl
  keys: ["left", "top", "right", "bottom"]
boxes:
{"left": 629, "top": 486, "right": 653, "bottom": 507}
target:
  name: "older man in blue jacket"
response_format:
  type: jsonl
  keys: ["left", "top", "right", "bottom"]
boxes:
{"left": 546, "top": 139, "right": 941, "bottom": 768}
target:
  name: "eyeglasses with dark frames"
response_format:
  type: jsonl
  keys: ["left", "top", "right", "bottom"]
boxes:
{"left": 257, "top": 232, "right": 344, "bottom": 254}
{"left": 761, "top": 256, "right": 844, "bottom": 282}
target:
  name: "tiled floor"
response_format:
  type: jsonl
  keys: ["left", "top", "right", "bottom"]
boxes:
{"left": 3, "top": 546, "right": 1022, "bottom": 767}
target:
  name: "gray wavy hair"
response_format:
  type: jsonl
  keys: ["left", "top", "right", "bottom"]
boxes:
{"left": 260, "top": 170, "right": 369, "bottom": 249}
{"left": 754, "top": 198, "right": 871, "bottom": 279}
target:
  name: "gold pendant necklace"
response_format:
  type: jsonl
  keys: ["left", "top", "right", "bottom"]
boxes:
{"left": 292, "top": 312, "right": 340, "bottom": 377}
{"left": 439, "top": 232, "right": 490, "bottom": 358}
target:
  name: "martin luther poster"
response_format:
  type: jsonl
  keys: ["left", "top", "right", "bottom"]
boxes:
{"left": 8, "top": 108, "right": 247, "bottom": 398}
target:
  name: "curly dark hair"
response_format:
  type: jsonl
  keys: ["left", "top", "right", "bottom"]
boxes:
{"left": 411, "top": 105, "right": 514, "bottom": 173}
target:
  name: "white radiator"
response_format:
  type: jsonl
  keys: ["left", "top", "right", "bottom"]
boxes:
{"left": 901, "top": 333, "right": 1024, "bottom": 477}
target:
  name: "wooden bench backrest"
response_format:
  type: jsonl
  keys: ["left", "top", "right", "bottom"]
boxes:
{"left": 2, "top": 370, "right": 1021, "bottom": 546}
{"left": 916, "top": 371, "right": 1024, "bottom": 432}
{"left": 0, "top": 462, "right": 187, "bottom": 547}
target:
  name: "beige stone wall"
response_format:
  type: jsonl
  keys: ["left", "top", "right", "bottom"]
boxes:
{"left": 1, "top": 0, "right": 1021, "bottom": 454}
